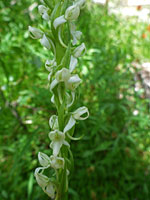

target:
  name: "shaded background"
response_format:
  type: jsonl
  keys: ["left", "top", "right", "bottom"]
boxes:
{"left": 0, "top": 0, "right": 150, "bottom": 199}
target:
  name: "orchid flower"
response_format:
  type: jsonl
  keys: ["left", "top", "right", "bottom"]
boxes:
{"left": 29, "top": 0, "right": 89, "bottom": 198}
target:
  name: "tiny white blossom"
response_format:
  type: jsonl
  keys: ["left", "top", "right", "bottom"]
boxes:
{"left": 65, "top": 74, "right": 81, "bottom": 91}
{"left": 53, "top": 4, "right": 80, "bottom": 29}
{"left": 49, "top": 130, "right": 70, "bottom": 156}
{"left": 50, "top": 155, "right": 64, "bottom": 169}
{"left": 34, "top": 167, "right": 49, "bottom": 188}
{"left": 35, "top": 167, "right": 56, "bottom": 198}
{"left": 64, "top": 106, "right": 89, "bottom": 133}
{"left": 28, "top": 26, "right": 43, "bottom": 39}
{"left": 56, "top": 68, "right": 71, "bottom": 82}
{"left": 65, "top": 4, "right": 80, "bottom": 21}
{"left": 45, "top": 182, "right": 56, "bottom": 199}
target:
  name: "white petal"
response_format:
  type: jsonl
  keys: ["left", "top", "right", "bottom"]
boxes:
{"left": 65, "top": 5, "right": 80, "bottom": 21}
{"left": 45, "top": 182, "right": 56, "bottom": 199}
{"left": 63, "top": 140, "right": 70, "bottom": 147}
{"left": 72, "top": 106, "right": 89, "bottom": 120}
{"left": 53, "top": 15, "right": 66, "bottom": 29}
{"left": 73, "top": 43, "right": 86, "bottom": 58}
{"left": 69, "top": 56, "right": 78, "bottom": 72}
{"left": 63, "top": 116, "right": 76, "bottom": 133}
{"left": 50, "top": 155, "right": 64, "bottom": 169}
{"left": 28, "top": 26, "right": 43, "bottom": 39}
{"left": 50, "top": 79, "right": 59, "bottom": 91}
{"left": 66, "top": 92, "right": 75, "bottom": 108}
{"left": 56, "top": 68, "right": 71, "bottom": 82}
{"left": 52, "top": 141, "right": 63, "bottom": 156}
{"left": 38, "top": 152, "right": 50, "bottom": 167}
{"left": 40, "top": 34, "right": 51, "bottom": 49}
{"left": 51, "top": 95, "right": 55, "bottom": 104}
{"left": 66, "top": 74, "right": 81, "bottom": 90}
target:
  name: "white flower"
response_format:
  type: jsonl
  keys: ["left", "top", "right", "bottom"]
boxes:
{"left": 65, "top": 4, "right": 80, "bottom": 21}
{"left": 28, "top": 26, "right": 43, "bottom": 39}
{"left": 56, "top": 68, "right": 71, "bottom": 82}
{"left": 40, "top": 34, "right": 51, "bottom": 49}
{"left": 50, "top": 68, "right": 71, "bottom": 91}
{"left": 64, "top": 106, "right": 89, "bottom": 133}
{"left": 38, "top": 152, "right": 50, "bottom": 167}
{"left": 65, "top": 74, "right": 81, "bottom": 91}
{"left": 70, "top": 23, "right": 82, "bottom": 45}
{"left": 45, "top": 182, "right": 56, "bottom": 199}
{"left": 72, "top": 106, "right": 89, "bottom": 120}
{"left": 38, "top": 5, "right": 49, "bottom": 20}
{"left": 50, "top": 155, "right": 64, "bottom": 169}
{"left": 73, "top": 43, "right": 86, "bottom": 58}
{"left": 34, "top": 167, "right": 49, "bottom": 188}
{"left": 49, "top": 115, "right": 59, "bottom": 130}
{"left": 53, "top": 4, "right": 80, "bottom": 29}
{"left": 49, "top": 130, "right": 70, "bottom": 156}
{"left": 53, "top": 15, "right": 67, "bottom": 29}
{"left": 35, "top": 167, "right": 56, "bottom": 198}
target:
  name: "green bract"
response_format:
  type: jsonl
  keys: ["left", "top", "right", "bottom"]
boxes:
{"left": 28, "top": 0, "right": 89, "bottom": 199}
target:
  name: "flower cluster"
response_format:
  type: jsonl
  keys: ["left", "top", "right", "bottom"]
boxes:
{"left": 29, "top": 0, "right": 89, "bottom": 199}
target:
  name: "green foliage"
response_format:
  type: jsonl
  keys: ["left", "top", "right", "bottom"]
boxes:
{"left": 0, "top": 1, "right": 150, "bottom": 200}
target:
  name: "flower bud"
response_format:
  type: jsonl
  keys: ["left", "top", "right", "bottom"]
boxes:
{"left": 28, "top": 26, "right": 43, "bottom": 39}
{"left": 40, "top": 34, "right": 51, "bottom": 49}
{"left": 38, "top": 152, "right": 50, "bottom": 167}
{"left": 65, "top": 4, "right": 80, "bottom": 21}
{"left": 73, "top": 43, "right": 86, "bottom": 58}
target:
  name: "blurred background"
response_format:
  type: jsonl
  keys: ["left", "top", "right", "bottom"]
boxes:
{"left": 0, "top": 0, "right": 150, "bottom": 199}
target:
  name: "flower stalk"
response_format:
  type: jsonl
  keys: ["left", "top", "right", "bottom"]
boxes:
{"left": 28, "top": 0, "right": 89, "bottom": 199}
